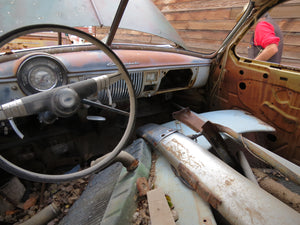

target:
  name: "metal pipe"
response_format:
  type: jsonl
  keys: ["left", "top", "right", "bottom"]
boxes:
{"left": 171, "top": 108, "right": 300, "bottom": 186}
{"left": 106, "top": 0, "right": 129, "bottom": 46}
{"left": 253, "top": 168, "right": 300, "bottom": 213}
{"left": 237, "top": 151, "right": 258, "bottom": 185}
{"left": 20, "top": 202, "right": 60, "bottom": 225}
{"left": 91, "top": 150, "right": 139, "bottom": 172}
{"left": 138, "top": 124, "right": 300, "bottom": 225}
{"left": 58, "top": 32, "right": 62, "bottom": 45}
{"left": 215, "top": 124, "right": 300, "bottom": 185}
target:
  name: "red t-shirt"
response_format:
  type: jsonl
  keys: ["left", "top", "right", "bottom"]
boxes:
{"left": 254, "top": 21, "right": 280, "bottom": 48}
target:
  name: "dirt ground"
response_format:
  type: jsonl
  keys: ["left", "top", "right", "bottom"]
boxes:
{"left": 1, "top": 163, "right": 299, "bottom": 225}
{"left": 0, "top": 177, "right": 89, "bottom": 225}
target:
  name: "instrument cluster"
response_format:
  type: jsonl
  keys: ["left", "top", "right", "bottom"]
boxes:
{"left": 16, "top": 54, "right": 67, "bottom": 95}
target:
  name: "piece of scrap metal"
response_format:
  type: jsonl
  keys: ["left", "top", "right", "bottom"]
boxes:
{"left": 163, "top": 109, "right": 275, "bottom": 150}
{"left": 173, "top": 108, "right": 239, "bottom": 170}
{"left": 154, "top": 151, "right": 217, "bottom": 225}
{"left": 172, "top": 108, "right": 300, "bottom": 185}
{"left": 137, "top": 124, "right": 300, "bottom": 225}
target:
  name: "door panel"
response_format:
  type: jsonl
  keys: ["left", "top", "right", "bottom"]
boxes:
{"left": 209, "top": 50, "right": 300, "bottom": 165}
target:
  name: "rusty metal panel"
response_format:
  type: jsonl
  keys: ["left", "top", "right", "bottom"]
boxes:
{"left": 138, "top": 124, "right": 300, "bottom": 225}
{"left": 56, "top": 50, "right": 210, "bottom": 72}
{"left": 171, "top": 108, "right": 300, "bottom": 185}
{"left": 210, "top": 50, "right": 300, "bottom": 165}
{"left": 163, "top": 109, "right": 275, "bottom": 150}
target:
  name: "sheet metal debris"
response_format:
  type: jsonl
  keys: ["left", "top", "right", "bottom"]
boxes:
{"left": 173, "top": 108, "right": 300, "bottom": 186}
{"left": 138, "top": 123, "right": 300, "bottom": 225}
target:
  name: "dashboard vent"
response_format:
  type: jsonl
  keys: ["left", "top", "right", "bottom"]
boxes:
{"left": 98, "top": 71, "right": 143, "bottom": 103}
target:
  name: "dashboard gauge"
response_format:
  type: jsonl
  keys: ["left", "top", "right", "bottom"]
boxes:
{"left": 17, "top": 54, "right": 67, "bottom": 95}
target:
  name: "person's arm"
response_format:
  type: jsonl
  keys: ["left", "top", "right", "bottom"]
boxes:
{"left": 255, "top": 43, "right": 278, "bottom": 61}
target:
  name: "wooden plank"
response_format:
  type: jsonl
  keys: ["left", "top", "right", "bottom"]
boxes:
{"left": 114, "top": 34, "right": 153, "bottom": 44}
{"left": 158, "top": 0, "right": 248, "bottom": 13}
{"left": 280, "top": 58, "right": 300, "bottom": 68}
{"left": 172, "top": 20, "right": 236, "bottom": 31}
{"left": 113, "top": 35, "right": 172, "bottom": 46}
{"left": 116, "top": 29, "right": 151, "bottom": 36}
{"left": 178, "top": 30, "right": 228, "bottom": 41}
{"left": 230, "top": 7, "right": 244, "bottom": 20}
{"left": 154, "top": 0, "right": 191, "bottom": 5}
{"left": 151, "top": 36, "right": 174, "bottom": 45}
{"left": 184, "top": 39, "right": 222, "bottom": 53}
{"left": 270, "top": 5, "right": 300, "bottom": 19}
{"left": 164, "top": 8, "right": 232, "bottom": 21}
{"left": 281, "top": 0, "right": 300, "bottom": 4}
{"left": 283, "top": 33, "right": 300, "bottom": 46}
{"left": 283, "top": 45, "right": 300, "bottom": 59}
{"left": 147, "top": 188, "right": 176, "bottom": 225}
{"left": 278, "top": 19, "right": 300, "bottom": 32}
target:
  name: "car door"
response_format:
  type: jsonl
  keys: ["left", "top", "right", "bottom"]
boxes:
{"left": 208, "top": 0, "right": 300, "bottom": 165}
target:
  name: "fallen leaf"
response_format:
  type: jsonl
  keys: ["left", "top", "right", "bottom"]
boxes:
{"left": 23, "top": 196, "right": 38, "bottom": 210}
{"left": 5, "top": 210, "right": 18, "bottom": 216}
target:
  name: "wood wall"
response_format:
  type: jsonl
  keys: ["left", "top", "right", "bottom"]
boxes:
{"left": 103, "top": 0, "right": 300, "bottom": 68}
{"left": 153, "top": 0, "right": 300, "bottom": 67}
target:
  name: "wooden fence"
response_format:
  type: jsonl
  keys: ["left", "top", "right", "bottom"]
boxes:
{"left": 154, "top": 0, "right": 300, "bottom": 67}
{"left": 102, "top": 0, "right": 300, "bottom": 67}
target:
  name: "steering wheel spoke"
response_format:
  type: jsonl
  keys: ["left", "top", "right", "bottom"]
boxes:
{"left": 82, "top": 98, "right": 130, "bottom": 116}
{"left": 92, "top": 71, "right": 122, "bottom": 91}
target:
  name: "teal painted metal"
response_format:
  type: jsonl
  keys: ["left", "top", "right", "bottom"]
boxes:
{"left": 155, "top": 152, "right": 217, "bottom": 225}
{"left": 138, "top": 124, "right": 300, "bottom": 225}
{"left": 163, "top": 109, "right": 275, "bottom": 150}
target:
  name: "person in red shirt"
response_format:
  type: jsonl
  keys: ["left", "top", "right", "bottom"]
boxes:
{"left": 248, "top": 13, "right": 283, "bottom": 63}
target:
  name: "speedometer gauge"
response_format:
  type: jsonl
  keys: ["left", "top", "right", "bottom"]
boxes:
{"left": 17, "top": 54, "right": 67, "bottom": 95}
{"left": 28, "top": 66, "right": 58, "bottom": 91}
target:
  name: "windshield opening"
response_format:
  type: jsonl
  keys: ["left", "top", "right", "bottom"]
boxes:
{"left": 154, "top": 0, "right": 249, "bottom": 54}
{"left": 235, "top": 0, "right": 300, "bottom": 68}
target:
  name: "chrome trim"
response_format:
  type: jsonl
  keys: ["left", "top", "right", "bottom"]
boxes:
{"left": 98, "top": 71, "right": 143, "bottom": 103}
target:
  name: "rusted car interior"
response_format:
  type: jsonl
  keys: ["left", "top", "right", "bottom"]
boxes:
{"left": 0, "top": 0, "right": 299, "bottom": 224}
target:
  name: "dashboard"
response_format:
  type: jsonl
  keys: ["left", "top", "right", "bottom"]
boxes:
{"left": 0, "top": 45, "right": 211, "bottom": 105}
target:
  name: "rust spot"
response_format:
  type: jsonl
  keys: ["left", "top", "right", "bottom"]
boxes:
{"left": 136, "top": 177, "right": 149, "bottom": 197}
{"left": 177, "top": 163, "right": 222, "bottom": 209}
{"left": 261, "top": 102, "right": 297, "bottom": 132}
{"left": 127, "top": 159, "right": 139, "bottom": 172}
{"left": 172, "top": 108, "right": 205, "bottom": 133}
{"left": 225, "top": 178, "right": 234, "bottom": 186}
{"left": 245, "top": 207, "right": 265, "bottom": 223}
{"left": 162, "top": 139, "right": 204, "bottom": 169}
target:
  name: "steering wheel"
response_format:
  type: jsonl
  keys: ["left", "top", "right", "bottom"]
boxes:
{"left": 0, "top": 24, "right": 136, "bottom": 183}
